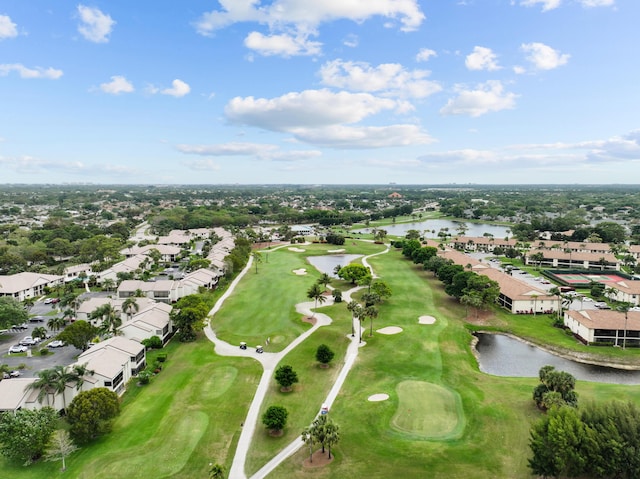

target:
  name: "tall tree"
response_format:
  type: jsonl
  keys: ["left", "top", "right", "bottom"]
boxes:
{"left": 91, "top": 303, "right": 121, "bottom": 337}
{"left": 274, "top": 365, "right": 299, "bottom": 392}
{"left": 67, "top": 388, "right": 120, "bottom": 444}
{"left": 0, "top": 407, "right": 58, "bottom": 465}
{"left": 43, "top": 430, "right": 78, "bottom": 472}
{"left": 306, "top": 283, "right": 326, "bottom": 317}
{"left": 0, "top": 296, "right": 28, "bottom": 329}
{"left": 57, "top": 320, "right": 98, "bottom": 351}
{"left": 262, "top": 405, "right": 288, "bottom": 434}
{"left": 121, "top": 297, "right": 139, "bottom": 321}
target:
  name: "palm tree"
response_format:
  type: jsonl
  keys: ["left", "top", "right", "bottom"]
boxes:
{"left": 301, "top": 427, "right": 316, "bottom": 463}
{"left": 252, "top": 251, "right": 262, "bottom": 274}
{"left": 26, "top": 369, "right": 60, "bottom": 407}
{"left": 346, "top": 300, "right": 363, "bottom": 337}
{"left": 324, "top": 421, "right": 341, "bottom": 459}
{"left": 60, "top": 292, "right": 82, "bottom": 318}
{"left": 32, "top": 326, "right": 48, "bottom": 341}
{"left": 23, "top": 297, "right": 35, "bottom": 311}
{"left": 92, "top": 303, "right": 122, "bottom": 337}
{"left": 364, "top": 305, "right": 379, "bottom": 337}
{"left": 122, "top": 297, "right": 139, "bottom": 321}
{"left": 102, "top": 278, "right": 116, "bottom": 292}
{"left": 317, "top": 273, "right": 332, "bottom": 291}
{"left": 47, "top": 316, "right": 66, "bottom": 332}
{"left": 306, "top": 283, "right": 326, "bottom": 317}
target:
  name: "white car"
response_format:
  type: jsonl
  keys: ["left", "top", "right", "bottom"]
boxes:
{"left": 9, "top": 344, "right": 28, "bottom": 354}
{"left": 48, "top": 340, "right": 65, "bottom": 348}
{"left": 19, "top": 336, "right": 37, "bottom": 346}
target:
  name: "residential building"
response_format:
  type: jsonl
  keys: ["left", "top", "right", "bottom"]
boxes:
{"left": 0, "top": 272, "right": 63, "bottom": 301}
{"left": 564, "top": 309, "right": 640, "bottom": 346}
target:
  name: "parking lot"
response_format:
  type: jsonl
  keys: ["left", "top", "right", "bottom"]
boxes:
{"left": 0, "top": 300, "right": 80, "bottom": 378}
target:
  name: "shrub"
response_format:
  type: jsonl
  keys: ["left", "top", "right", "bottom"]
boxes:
{"left": 141, "top": 335, "right": 163, "bottom": 350}
{"left": 39, "top": 348, "right": 50, "bottom": 356}
{"left": 156, "top": 353, "right": 168, "bottom": 363}
{"left": 138, "top": 370, "right": 152, "bottom": 385}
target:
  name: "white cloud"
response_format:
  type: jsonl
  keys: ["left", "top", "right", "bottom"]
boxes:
{"left": 343, "top": 34, "right": 359, "bottom": 48}
{"left": 77, "top": 5, "right": 115, "bottom": 43}
{"left": 416, "top": 48, "right": 437, "bottom": 62}
{"left": 195, "top": 0, "right": 425, "bottom": 39}
{"left": 244, "top": 31, "right": 322, "bottom": 56}
{"left": 519, "top": 0, "right": 562, "bottom": 11}
{"left": 440, "top": 81, "right": 518, "bottom": 117}
{"left": 291, "top": 124, "right": 434, "bottom": 148}
{"left": 465, "top": 46, "right": 501, "bottom": 71}
{"left": 0, "top": 63, "right": 63, "bottom": 79}
{"left": 0, "top": 155, "right": 137, "bottom": 176}
{"left": 176, "top": 142, "right": 278, "bottom": 156}
{"left": 0, "top": 14, "right": 18, "bottom": 39}
{"left": 513, "top": 65, "right": 526, "bottom": 74}
{"left": 579, "top": 0, "right": 614, "bottom": 6}
{"left": 225, "top": 89, "right": 398, "bottom": 130}
{"left": 521, "top": 42, "right": 569, "bottom": 70}
{"left": 99, "top": 76, "right": 134, "bottom": 95}
{"left": 418, "top": 149, "right": 498, "bottom": 164}
{"left": 183, "top": 159, "right": 222, "bottom": 171}
{"left": 319, "top": 59, "right": 441, "bottom": 99}
{"left": 161, "top": 79, "right": 191, "bottom": 97}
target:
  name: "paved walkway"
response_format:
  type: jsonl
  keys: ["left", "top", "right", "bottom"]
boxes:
{"left": 203, "top": 243, "right": 390, "bottom": 479}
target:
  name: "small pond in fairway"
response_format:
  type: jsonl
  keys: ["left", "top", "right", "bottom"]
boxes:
{"left": 306, "top": 254, "right": 363, "bottom": 278}
{"left": 475, "top": 333, "right": 640, "bottom": 385}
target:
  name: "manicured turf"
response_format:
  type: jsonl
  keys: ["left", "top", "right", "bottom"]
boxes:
{"left": 0, "top": 339, "right": 262, "bottom": 479}
{"left": 391, "top": 380, "right": 464, "bottom": 440}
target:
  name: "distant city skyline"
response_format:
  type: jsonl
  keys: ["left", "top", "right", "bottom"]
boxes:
{"left": 1, "top": 1, "right": 639, "bottom": 185}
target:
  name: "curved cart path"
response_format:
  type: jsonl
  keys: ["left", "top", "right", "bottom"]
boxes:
{"left": 204, "top": 243, "right": 389, "bottom": 479}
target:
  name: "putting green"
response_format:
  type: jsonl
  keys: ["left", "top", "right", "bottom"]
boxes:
{"left": 391, "top": 380, "right": 465, "bottom": 440}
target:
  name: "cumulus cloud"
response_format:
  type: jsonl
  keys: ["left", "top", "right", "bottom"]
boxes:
{"left": 416, "top": 48, "right": 437, "bottom": 62}
{"left": 520, "top": 0, "right": 562, "bottom": 10}
{"left": 0, "top": 14, "right": 18, "bottom": 39}
{"left": 99, "top": 75, "right": 134, "bottom": 94}
{"left": 521, "top": 42, "right": 569, "bottom": 70}
{"left": 161, "top": 79, "right": 191, "bottom": 97}
{"left": 244, "top": 31, "right": 321, "bottom": 56}
{"left": 0, "top": 63, "right": 63, "bottom": 79}
{"left": 225, "top": 89, "right": 399, "bottom": 130}
{"left": 77, "top": 5, "right": 115, "bottom": 43}
{"left": 194, "top": 0, "right": 425, "bottom": 55}
{"left": 343, "top": 34, "right": 359, "bottom": 48}
{"left": 0, "top": 155, "right": 137, "bottom": 176}
{"left": 440, "top": 81, "right": 518, "bottom": 117}
{"left": 319, "top": 59, "right": 441, "bottom": 98}
{"left": 291, "top": 124, "right": 434, "bottom": 148}
{"left": 465, "top": 46, "right": 501, "bottom": 71}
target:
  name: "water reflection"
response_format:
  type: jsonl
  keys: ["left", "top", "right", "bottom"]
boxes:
{"left": 355, "top": 219, "right": 510, "bottom": 238}
{"left": 475, "top": 333, "right": 640, "bottom": 385}
{"left": 307, "top": 254, "right": 363, "bottom": 278}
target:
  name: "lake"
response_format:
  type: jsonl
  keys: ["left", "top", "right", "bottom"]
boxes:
{"left": 356, "top": 219, "right": 510, "bottom": 239}
{"left": 307, "top": 254, "right": 364, "bottom": 278}
{"left": 475, "top": 333, "right": 640, "bottom": 385}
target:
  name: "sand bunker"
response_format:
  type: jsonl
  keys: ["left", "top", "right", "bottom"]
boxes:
{"left": 288, "top": 247, "right": 306, "bottom": 252}
{"left": 368, "top": 393, "right": 389, "bottom": 402}
{"left": 293, "top": 268, "right": 307, "bottom": 275}
{"left": 418, "top": 315, "right": 436, "bottom": 324}
{"left": 377, "top": 326, "right": 403, "bottom": 335}
{"left": 327, "top": 248, "right": 345, "bottom": 253}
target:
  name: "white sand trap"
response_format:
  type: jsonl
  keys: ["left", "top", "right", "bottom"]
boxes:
{"left": 292, "top": 268, "right": 307, "bottom": 275}
{"left": 377, "top": 326, "right": 403, "bottom": 335}
{"left": 288, "top": 247, "right": 306, "bottom": 252}
{"left": 368, "top": 393, "right": 389, "bottom": 402}
{"left": 418, "top": 315, "right": 436, "bottom": 325}
{"left": 327, "top": 248, "right": 345, "bottom": 253}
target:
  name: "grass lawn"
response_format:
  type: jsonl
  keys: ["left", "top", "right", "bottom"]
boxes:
{"left": 246, "top": 315, "right": 352, "bottom": 475}
{"left": 267, "top": 248, "right": 640, "bottom": 478}
{"left": 0, "top": 338, "right": 262, "bottom": 479}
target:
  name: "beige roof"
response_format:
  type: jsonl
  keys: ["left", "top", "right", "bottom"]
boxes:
{"left": 92, "top": 336, "right": 145, "bottom": 356}
{"left": 0, "top": 272, "right": 63, "bottom": 294}
{"left": 77, "top": 348, "right": 130, "bottom": 379}
{"left": 601, "top": 280, "right": 640, "bottom": 295}
{"left": 566, "top": 310, "right": 640, "bottom": 330}
{"left": 0, "top": 378, "right": 37, "bottom": 411}
{"left": 123, "top": 305, "right": 171, "bottom": 331}
{"left": 527, "top": 248, "right": 618, "bottom": 263}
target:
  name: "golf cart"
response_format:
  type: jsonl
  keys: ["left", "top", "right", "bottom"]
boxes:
{"left": 239, "top": 342, "right": 247, "bottom": 350}
{"left": 256, "top": 345, "right": 264, "bottom": 354}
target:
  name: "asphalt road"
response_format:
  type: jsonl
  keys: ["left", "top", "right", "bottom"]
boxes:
{"left": 1, "top": 299, "right": 82, "bottom": 378}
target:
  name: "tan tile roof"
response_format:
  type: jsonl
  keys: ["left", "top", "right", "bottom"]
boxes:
{"left": 566, "top": 310, "right": 640, "bottom": 330}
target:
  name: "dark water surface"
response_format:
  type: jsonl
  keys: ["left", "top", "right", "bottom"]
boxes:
{"left": 475, "top": 333, "right": 640, "bottom": 385}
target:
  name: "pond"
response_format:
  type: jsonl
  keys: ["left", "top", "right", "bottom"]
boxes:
{"left": 355, "top": 219, "right": 510, "bottom": 239}
{"left": 475, "top": 333, "right": 640, "bottom": 385}
{"left": 307, "top": 254, "right": 364, "bottom": 278}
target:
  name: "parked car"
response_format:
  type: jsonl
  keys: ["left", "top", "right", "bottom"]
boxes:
{"left": 29, "top": 316, "right": 46, "bottom": 323}
{"left": 44, "top": 298, "right": 54, "bottom": 304}
{"left": 48, "top": 340, "right": 65, "bottom": 348}
{"left": 14, "top": 323, "right": 29, "bottom": 330}
{"left": 19, "top": 336, "right": 37, "bottom": 346}
{"left": 8, "top": 344, "right": 28, "bottom": 354}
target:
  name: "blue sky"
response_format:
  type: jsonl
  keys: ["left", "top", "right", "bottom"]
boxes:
{"left": 1, "top": 0, "right": 639, "bottom": 185}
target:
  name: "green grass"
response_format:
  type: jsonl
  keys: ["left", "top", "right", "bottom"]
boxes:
{"left": 246, "top": 320, "right": 352, "bottom": 475}
{"left": 391, "top": 380, "right": 464, "bottom": 440}
{"left": 268, "top": 249, "right": 640, "bottom": 478}
{"left": 0, "top": 338, "right": 262, "bottom": 478}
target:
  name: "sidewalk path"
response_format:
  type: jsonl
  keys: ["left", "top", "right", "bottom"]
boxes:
{"left": 204, "top": 243, "right": 390, "bottom": 479}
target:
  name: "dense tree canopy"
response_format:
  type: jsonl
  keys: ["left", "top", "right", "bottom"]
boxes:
{"left": 67, "top": 388, "right": 120, "bottom": 444}
{"left": 0, "top": 407, "right": 58, "bottom": 465}
{"left": 0, "top": 296, "right": 28, "bottom": 329}
{"left": 57, "top": 320, "right": 98, "bottom": 351}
